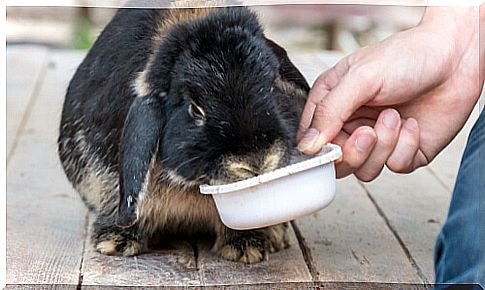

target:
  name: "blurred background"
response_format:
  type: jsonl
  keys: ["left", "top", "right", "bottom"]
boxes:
{"left": 6, "top": 4, "right": 425, "bottom": 53}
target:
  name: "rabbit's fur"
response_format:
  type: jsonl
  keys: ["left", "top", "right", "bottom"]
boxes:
{"left": 58, "top": 6, "right": 309, "bottom": 263}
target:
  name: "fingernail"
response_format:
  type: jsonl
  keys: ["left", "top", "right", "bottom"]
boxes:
{"left": 297, "top": 128, "right": 320, "bottom": 152}
{"left": 404, "top": 118, "right": 418, "bottom": 132}
{"left": 383, "top": 109, "right": 399, "bottom": 129}
{"left": 356, "top": 131, "right": 375, "bottom": 152}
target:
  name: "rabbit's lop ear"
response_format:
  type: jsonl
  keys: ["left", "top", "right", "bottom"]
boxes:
{"left": 116, "top": 95, "right": 163, "bottom": 228}
{"left": 116, "top": 28, "right": 189, "bottom": 228}
{"left": 264, "top": 38, "right": 310, "bottom": 92}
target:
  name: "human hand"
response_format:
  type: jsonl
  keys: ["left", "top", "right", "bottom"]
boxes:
{"left": 297, "top": 6, "right": 483, "bottom": 181}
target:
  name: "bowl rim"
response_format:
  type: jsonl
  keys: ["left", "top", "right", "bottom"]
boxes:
{"left": 199, "top": 144, "right": 342, "bottom": 195}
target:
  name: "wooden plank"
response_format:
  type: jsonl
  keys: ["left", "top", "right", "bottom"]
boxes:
{"left": 361, "top": 168, "right": 451, "bottom": 282}
{"left": 428, "top": 105, "right": 481, "bottom": 190}
{"left": 295, "top": 176, "right": 422, "bottom": 283}
{"left": 198, "top": 282, "right": 428, "bottom": 289}
{"left": 81, "top": 244, "right": 199, "bottom": 287}
{"left": 81, "top": 223, "right": 200, "bottom": 287}
{"left": 5, "top": 285, "right": 76, "bottom": 289}
{"left": 197, "top": 227, "right": 312, "bottom": 286}
{"left": 6, "top": 50, "right": 88, "bottom": 285}
{"left": 6, "top": 45, "right": 49, "bottom": 159}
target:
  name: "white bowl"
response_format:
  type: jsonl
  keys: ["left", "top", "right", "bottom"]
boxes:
{"left": 199, "top": 144, "right": 342, "bottom": 230}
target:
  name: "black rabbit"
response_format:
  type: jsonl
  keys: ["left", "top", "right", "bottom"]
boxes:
{"left": 58, "top": 6, "right": 309, "bottom": 263}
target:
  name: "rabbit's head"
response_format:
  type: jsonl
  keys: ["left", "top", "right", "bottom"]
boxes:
{"left": 117, "top": 7, "right": 308, "bottom": 226}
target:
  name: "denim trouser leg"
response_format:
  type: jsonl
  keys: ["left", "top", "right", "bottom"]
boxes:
{"left": 435, "top": 110, "right": 485, "bottom": 288}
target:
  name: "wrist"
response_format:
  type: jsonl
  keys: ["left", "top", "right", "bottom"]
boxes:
{"left": 420, "top": 7, "right": 478, "bottom": 46}
{"left": 420, "top": 6, "right": 482, "bottom": 100}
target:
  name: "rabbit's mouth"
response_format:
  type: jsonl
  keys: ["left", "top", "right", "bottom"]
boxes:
{"left": 207, "top": 139, "right": 291, "bottom": 186}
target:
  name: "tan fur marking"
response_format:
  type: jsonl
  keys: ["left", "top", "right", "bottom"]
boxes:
{"left": 220, "top": 245, "right": 241, "bottom": 261}
{"left": 154, "top": 7, "right": 215, "bottom": 42}
{"left": 275, "top": 75, "right": 307, "bottom": 102}
{"left": 262, "top": 140, "right": 286, "bottom": 172}
{"left": 95, "top": 240, "right": 117, "bottom": 255}
{"left": 133, "top": 70, "right": 151, "bottom": 97}
{"left": 137, "top": 163, "right": 220, "bottom": 237}
{"left": 95, "top": 238, "right": 145, "bottom": 256}
{"left": 68, "top": 130, "right": 119, "bottom": 211}
{"left": 267, "top": 223, "right": 291, "bottom": 253}
{"left": 226, "top": 161, "right": 256, "bottom": 180}
{"left": 240, "top": 246, "right": 267, "bottom": 264}
{"left": 219, "top": 244, "right": 267, "bottom": 264}
{"left": 221, "top": 140, "right": 287, "bottom": 182}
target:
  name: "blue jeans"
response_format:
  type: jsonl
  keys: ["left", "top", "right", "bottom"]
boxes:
{"left": 435, "top": 110, "right": 485, "bottom": 289}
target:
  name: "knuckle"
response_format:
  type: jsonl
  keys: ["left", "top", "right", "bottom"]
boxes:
{"left": 404, "top": 134, "right": 420, "bottom": 149}
{"left": 314, "top": 103, "right": 338, "bottom": 125}
{"left": 314, "top": 104, "right": 327, "bottom": 118}
{"left": 342, "top": 154, "right": 363, "bottom": 172}
{"left": 347, "top": 65, "right": 382, "bottom": 94}
{"left": 378, "top": 134, "right": 397, "bottom": 150}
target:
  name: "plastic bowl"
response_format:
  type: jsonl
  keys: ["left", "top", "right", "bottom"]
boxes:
{"left": 199, "top": 144, "right": 342, "bottom": 230}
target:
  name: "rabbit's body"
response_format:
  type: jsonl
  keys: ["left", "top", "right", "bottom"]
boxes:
{"left": 59, "top": 7, "right": 309, "bottom": 263}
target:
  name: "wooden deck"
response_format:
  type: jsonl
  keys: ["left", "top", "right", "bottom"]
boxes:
{"left": 6, "top": 45, "right": 480, "bottom": 289}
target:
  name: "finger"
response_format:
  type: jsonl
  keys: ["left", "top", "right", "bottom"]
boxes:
{"left": 335, "top": 126, "right": 377, "bottom": 178}
{"left": 347, "top": 106, "right": 381, "bottom": 122}
{"left": 297, "top": 58, "right": 350, "bottom": 142}
{"left": 342, "top": 118, "right": 377, "bottom": 135}
{"left": 354, "top": 109, "right": 401, "bottom": 182}
{"left": 298, "top": 65, "right": 382, "bottom": 154}
{"left": 331, "top": 130, "right": 350, "bottom": 164}
{"left": 386, "top": 118, "right": 421, "bottom": 173}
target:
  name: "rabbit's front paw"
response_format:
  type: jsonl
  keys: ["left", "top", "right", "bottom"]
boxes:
{"left": 267, "top": 223, "right": 291, "bottom": 253}
{"left": 219, "top": 240, "right": 268, "bottom": 264}
{"left": 91, "top": 214, "right": 146, "bottom": 256}
{"left": 215, "top": 230, "right": 270, "bottom": 264}
{"left": 94, "top": 234, "right": 145, "bottom": 256}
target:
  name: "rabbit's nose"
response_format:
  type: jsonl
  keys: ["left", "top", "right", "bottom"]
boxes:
{"left": 227, "top": 163, "right": 259, "bottom": 180}
{"left": 226, "top": 151, "right": 284, "bottom": 180}
{"left": 224, "top": 139, "right": 288, "bottom": 181}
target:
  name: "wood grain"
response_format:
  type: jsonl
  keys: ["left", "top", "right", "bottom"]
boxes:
{"left": 197, "top": 227, "right": 312, "bottom": 286}
{"left": 295, "top": 176, "right": 422, "bottom": 283}
{"left": 81, "top": 234, "right": 200, "bottom": 287}
{"left": 361, "top": 168, "right": 451, "bottom": 282}
{"left": 6, "top": 50, "right": 88, "bottom": 285}
{"left": 6, "top": 45, "right": 48, "bottom": 159}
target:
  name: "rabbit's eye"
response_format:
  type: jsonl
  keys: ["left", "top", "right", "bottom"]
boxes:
{"left": 188, "top": 102, "right": 206, "bottom": 126}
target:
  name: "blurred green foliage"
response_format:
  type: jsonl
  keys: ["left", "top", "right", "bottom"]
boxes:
{"left": 72, "top": 18, "right": 95, "bottom": 50}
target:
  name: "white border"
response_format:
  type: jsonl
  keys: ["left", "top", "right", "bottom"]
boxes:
{"left": 1, "top": 1, "right": 7, "bottom": 288}
{"left": 4, "top": 0, "right": 484, "bottom": 7}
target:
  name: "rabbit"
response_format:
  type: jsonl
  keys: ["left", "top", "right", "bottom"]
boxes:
{"left": 58, "top": 6, "right": 310, "bottom": 264}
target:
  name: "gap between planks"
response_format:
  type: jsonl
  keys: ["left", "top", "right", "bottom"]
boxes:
{"left": 356, "top": 181, "right": 429, "bottom": 285}
{"left": 77, "top": 213, "right": 90, "bottom": 290}
{"left": 290, "top": 221, "right": 319, "bottom": 281}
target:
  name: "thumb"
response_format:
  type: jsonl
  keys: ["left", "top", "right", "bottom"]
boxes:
{"left": 297, "top": 65, "right": 381, "bottom": 154}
